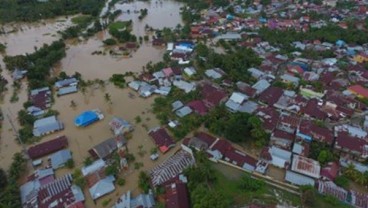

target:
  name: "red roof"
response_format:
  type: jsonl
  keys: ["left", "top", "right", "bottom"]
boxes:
{"left": 165, "top": 182, "right": 190, "bottom": 208}
{"left": 28, "top": 136, "right": 68, "bottom": 159}
{"left": 30, "top": 90, "right": 50, "bottom": 109}
{"left": 67, "top": 202, "right": 85, "bottom": 208}
{"left": 299, "top": 120, "right": 334, "bottom": 145}
{"left": 259, "top": 86, "right": 284, "bottom": 106}
{"left": 301, "top": 99, "right": 327, "bottom": 120}
{"left": 187, "top": 100, "right": 208, "bottom": 115}
{"left": 194, "top": 132, "right": 217, "bottom": 147}
{"left": 210, "top": 139, "right": 233, "bottom": 155}
{"left": 148, "top": 128, "right": 175, "bottom": 153}
{"left": 335, "top": 132, "right": 368, "bottom": 154}
{"left": 201, "top": 83, "right": 227, "bottom": 108}
{"left": 348, "top": 85, "right": 368, "bottom": 98}
{"left": 272, "top": 129, "right": 294, "bottom": 141}
{"left": 224, "top": 149, "right": 257, "bottom": 168}
{"left": 320, "top": 162, "right": 339, "bottom": 181}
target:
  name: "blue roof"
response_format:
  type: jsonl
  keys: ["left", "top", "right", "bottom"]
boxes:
{"left": 74, "top": 111, "right": 99, "bottom": 127}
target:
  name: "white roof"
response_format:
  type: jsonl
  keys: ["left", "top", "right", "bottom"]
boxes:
{"left": 229, "top": 92, "right": 248, "bottom": 104}
{"left": 81, "top": 159, "right": 106, "bottom": 176}
{"left": 291, "top": 155, "right": 321, "bottom": 179}
{"left": 184, "top": 67, "right": 196, "bottom": 76}
{"left": 285, "top": 170, "right": 315, "bottom": 186}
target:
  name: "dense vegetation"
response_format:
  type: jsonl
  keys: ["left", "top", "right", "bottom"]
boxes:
{"left": 0, "top": 153, "right": 27, "bottom": 208}
{"left": 0, "top": 0, "right": 105, "bottom": 23}
{"left": 4, "top": 40, "right": 66, "bottom": 89}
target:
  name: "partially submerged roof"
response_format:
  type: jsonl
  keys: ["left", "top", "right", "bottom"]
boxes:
{"left": 50, "top": 149, "right": 72, "bottom": 169}
{"left": 33, "top": 116, "right": 63, "bottom": 137}
{"left": 74, "top": 111, "right": 99, "bottom": 127}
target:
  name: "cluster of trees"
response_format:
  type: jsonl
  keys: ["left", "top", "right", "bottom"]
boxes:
{"left": 259, "top": 24, "right": 368, "bottom": 50}
{"left": 308, "top": 141, "right": 337, "bottom": 166}
{"left": 184, "top": 151, "right": 230, "bottom": 208}
{"left": 138, "top": 9, "right": 148, "bottom": 20}
{"left": 138, "top": 171, "right": 151, "bottom": 193}
{"left": 343, "top": 164, "right": 368, "bottom": 187}
{"left": 195, "top": 43, "right": 261, "bottom": 83}
{"left": 109, "top": 20, "right": 137, "bottom": 43}
{"left": 4, "top": 40, "right": 66, "bottom": 89}
{"left": 0, "top": 153, "right": 26, "bottom": 207}
{"left": 60, "top": 15, "right": 102, "bottom": 39}
{"left": 0, "top": 0, "right": 105, "bottom": 23}
{"left": 204, "top": 105, "right": 269, "bottom": 146}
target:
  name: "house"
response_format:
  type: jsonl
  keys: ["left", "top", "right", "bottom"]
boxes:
{"left": 74, "top": 110, "right": 104, "bottom": 127}
{"left": 348, "top": 85, "right": 368, "bottom": 98}
{"left": 12, "top": 68, "right": 27, "bottom": 80}
{"left": 165, "top": 182, "right": 190, "bottom": 208}
{"left": 285, "top": 170, "right": 315, "bottom": 186}
{"left": 292, "top": 141, "right": 309, "bottom": 156}
{"left": 201, "top": 83, "right": 227, "bottom": 109}
{"left": 49, "top": 149, "right": 72, "bottom": 169}
{"left": 33, "top": 116, "right": 64, "bottom": 137}
{"left": 88, "top": 136, "right": 126, "bottom": 160}
{"left": 27, "top": 106, "right": 45, "bottom": 117}
{"left": 86, "top": 168, "right": 116, "bottom": 200}
{"left": 318, "top": 181, "right": 348, "bottom": 202}
{"left": 30, "top": 87, "right": 52, "bottom": 109}
{"left": 353, "top": 53, "right": 368, "bottom": 63}
{"left": 280, "top": 74, "right": 300, "bottom": 86}
{"left": 109, "top": 117, "right": 133, "bottom": 136}
{"left": 139, "top": 83, "right": 157, "bottom": 97}
{"left": 28, "top": 136, "right": 68, "bottom": 159}
{"left": 55, "top": 78, "right": 78, "bottom": 89}
{"left": 172, "top": 101, "right": 184, "bottom": 112}
{"left": 152, "top": 38, "right": 166, "bottom": 46}
{"left": 81, "top": 159, "right": 106, "bottom": 176}
{"left": 175, "top": 106, "right": 193, "bottom": 118}
{"left": 252, "top": 79, "right": 271, "bottom": 95}
{"left": 256, "top": 107, "right": 280, "bottom": 133}
{"left": 128, "top": 81, "right": 142, "bottom": 91}
{"left": 225, "top": 92, "right": 249, "bottom": 112}
{"left": 150, "top": 150, "right": 195, "bottom": 186}
{"left": 258, "top": 86, "right": 283, "bottom": 106}
{"left": 297, "top": 120, "right": 334, "bottom": 145}
{"left": 113, "top": 190, "right": 155, "bottom": 208}
{"left": 334, "top": 132, "right": 368, "bottom": 159}
{"left": 173, "top": 80, "right": 196, "bottom": 93}
{"left": 270, "top": 129, "right": 294, "bottom": 150}
{"left": 187, "top": 100, "right": 208, "bottom": 115}
{"left": 223, "top": 149, "right": 258, "bottom": 172}
{"left": 262, "top": 146, "right": 292, "bottom": 168}
{"left": 183, "top": 67, "right": 197, "bottom": 77}
{"left": 21, "top": 172, "right": 84, "bottom": 208}
{"left": 248, "top": 67, "right": 265, "bottom": 79}
{"left": 278, "top": 114, "right": 300, "bottom": 133}
{"left": 301, "top": 99, "right": 327, "bottom": 120}
{"left": 57, "top": 85, "right": 78, "bottom": 96}
{"left": 154, "top": 86, "right": 172, "bottom": 96}
{"left": 205, "top": 68, "right": 226, "bottom": 79}
{"left": 291, "top": 155, "right": 321, "bottom": 179}
{"left": 181, "top": 132, "right": 217, "bottom": 152}
{"left": 320, "top": 162, "right": 339, "bottom": 181}
{"left": 148, "top": 127, "right": 175, "bottom": 153}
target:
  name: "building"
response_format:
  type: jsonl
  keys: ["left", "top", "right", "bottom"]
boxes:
{"left": 113, "top": 190, "right": 155, "bottom": 208}
{"left": 165, "top": 182, "right": 190, "bottom": 208}
{"left": 74, "top": 110, "right": 104, "bottom": 127}
{"left": 28, "top": 136, "right": 68, "bottom": 159}
{"left": 50, "top": 149, "right": 72, "bottom": 169}
{"left": 334, "top": 132, "right": 368, "bottom": 159}
{"left": 57, "top": 85, "right": 78, "bottom": 96}
{"left": 148, "top": 127, "right": 175, "bottom": 153}
{"left": 30, "top": 87, "right": 52, "bottom": 109}
{"left": 348, "top": 85, "right": 368, "bottom": 98}
{"left": 109, "top": 117, "right": 133, "bottom": 135}
{"left": 33, "top": 116, "right": 64, "bottom": 137}
{"left": 150, "top": 150, "right": 195, "bottom": 186}
{"left": 86, "top": 168, "right": 116, "bottom": 200}
{"left": 88, "top": 137, "right": 126, "bottom": 160}
{"left": 285, "top": 170, "right": 315, "bottom": 186}
{"left": 291, "top": 155, "right": 321, "bottom": 179}
{"left": 55, "top": 78, "right": 78, "bottom": 89}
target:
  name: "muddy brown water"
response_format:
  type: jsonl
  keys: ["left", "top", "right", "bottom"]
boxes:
{"left": 0, "top": 0, "right": 184, "bottom": 205}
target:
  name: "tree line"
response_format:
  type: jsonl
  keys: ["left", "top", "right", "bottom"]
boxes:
{"left": 0, "top": 0, "right": 105, "bottom": 23}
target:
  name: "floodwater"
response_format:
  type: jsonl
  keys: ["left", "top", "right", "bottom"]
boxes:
{"left": 0, "top": 0, "right": 184, "bottom": 205}
{"left": 61, "top": 0, "right": 184, "bottom": 80}
{"left": 0, "top": 17, "right": 74, "bottom": 56}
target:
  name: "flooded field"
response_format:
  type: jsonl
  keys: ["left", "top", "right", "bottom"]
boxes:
{"left": 0, "top": 17, "right": 73, "bottom": 56}
{"left": 61, "top": 0, "right": 184, "bottom": 80}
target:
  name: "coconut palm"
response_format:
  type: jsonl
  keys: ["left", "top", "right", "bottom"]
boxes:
{"left": 344, "top": 163, "right": 356, "bottom": 178}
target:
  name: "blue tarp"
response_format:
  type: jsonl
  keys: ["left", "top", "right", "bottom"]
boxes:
{"left": 74, "top": 111, "right": 99, "bottom": 127}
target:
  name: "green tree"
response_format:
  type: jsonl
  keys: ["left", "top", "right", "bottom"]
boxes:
{"left": 317, "top": 150, "right": 334, "bottom": 166}
{"left": 138, "top": 171, "right": 151, "bottom": 193}
{"left": 334, "top": 175, "right": 349, "bottom": 189}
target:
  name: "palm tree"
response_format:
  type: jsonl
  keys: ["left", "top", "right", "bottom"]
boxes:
{"left": 355, "top": 172, "right": 368, "bottom": 185}
{"left": 344, "top": 163, "right": 356, "bottom": 178}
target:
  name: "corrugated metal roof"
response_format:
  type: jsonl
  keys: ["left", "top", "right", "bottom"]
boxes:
{"left": 285, "top": 170, "right": 315, "bottom": 186}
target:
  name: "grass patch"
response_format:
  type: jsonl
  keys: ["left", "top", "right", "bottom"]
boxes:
{"left": 71, "top": 15, "right": 93, "bottom": 26}
{"left": 212, "top": 166, "right": 301, "bottom": 207}
{"left": 109, "top": 21, "right": 131, "bottom": 31}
